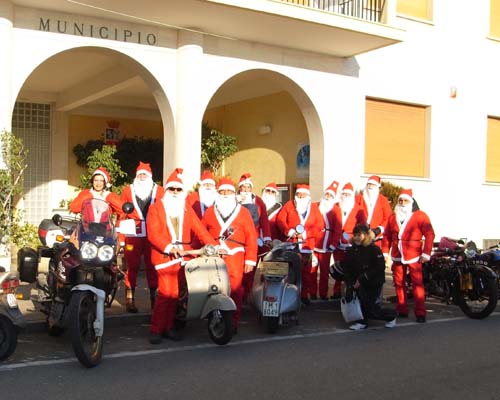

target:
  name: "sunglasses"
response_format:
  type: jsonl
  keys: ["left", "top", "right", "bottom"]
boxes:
{"left": 168, "top": 187, "right": 183, "bottom": 193}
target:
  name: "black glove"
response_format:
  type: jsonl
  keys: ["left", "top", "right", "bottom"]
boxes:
{"left": 372, "top": 227, "right": 381, "bottom": 236}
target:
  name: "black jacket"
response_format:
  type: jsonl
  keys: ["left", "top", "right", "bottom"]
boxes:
{"left": 343, "top": 242, "right": 386, "bottom": 288}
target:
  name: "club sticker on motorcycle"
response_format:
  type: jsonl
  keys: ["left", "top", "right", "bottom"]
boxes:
{"left": 259, "top": 261, "right": 289, "bottom": 276}
{"left": 263, "top": 300, "right": 279, "bottom": 317}
{"left": 6, "top": 293, "right": 18, "bottom": 308}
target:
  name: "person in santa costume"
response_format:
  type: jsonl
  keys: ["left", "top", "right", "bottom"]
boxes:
{"left": 261, "top": 182, "right": 285, "bottom": 241}
{"left": 69, "top": 167, "right": 123, "bottom": 216}
{"left": 201, "top": 177, "right": 258, "bottom": 332}
{"left": 276, "top": 184, "right": 324, "bottom": 305}
{"left": 382, "top": 188, "right": 435, "bottom": 322}
{"left": 313, "top": 180, "right": 339, "bottom": 300}
{"left": 146, "top": 168, "right": 217, "bottom": 344}
{"left": 121, "top": 162, "right": 164, "bottom": 313}
{"left": 355, "top": 175, "right": 393, "bottom": 248}
{"left": 186, "top": 170, "right": 217, "bottom": 220}
{"left": 329, "top": 182, "right": 367, "bottom": 299}
{"left": 237, "top": 172, "right": 272, "bottom": 298}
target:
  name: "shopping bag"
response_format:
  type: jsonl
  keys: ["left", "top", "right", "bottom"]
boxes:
{"left": 340, "top": 294, "right": 364, "bottom": 323}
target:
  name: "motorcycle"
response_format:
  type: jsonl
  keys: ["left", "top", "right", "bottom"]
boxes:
{"left": 471, "top": 242, "right": 500, "bottom": 293}
{"left": 0, "top": 267, "right": 26, "bottom": 361}
{"left": 176, "top": 244, "right": 236, "bottom": 345}
{"left": 251, "top": 225, "right": 303, "bottom": 334}
{"left": 17, "top": 198, "right": 134, "bottom": 367}
{"left": 423, "top": 237, "right": 498, "bottom": 319}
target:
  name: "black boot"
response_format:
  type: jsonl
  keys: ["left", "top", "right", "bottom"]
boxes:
{"left": 149, "top": 287, "right": 157, "bottom": 310}
{"left": 125, "top": 288, "right": 138, "bottom": 313}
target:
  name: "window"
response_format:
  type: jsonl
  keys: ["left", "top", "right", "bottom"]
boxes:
{"left": 490, "top": 0, "right": 500, "bottom": 38}
{"left": 486, "top": 116, "right": 500, "bottom": 182}
{"left": 365, "top": 98, "right": 430, "bottom": 178}
{"left": 397, "top": 0, "right": 432, "bottom": 21}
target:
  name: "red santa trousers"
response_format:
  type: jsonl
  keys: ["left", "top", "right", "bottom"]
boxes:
{"left": 124, "top": 236, "right": 158, "bottom": 289}
{"left": 150, "top": 263, "right": 182, "bottom": 334}
{"left": 315, "top": 252, "right": 333, "bottom": 298}
{"left": 332, "top": 249, "right": 347, "bottom": 295}
{"left": 224, "top": 253, "right": 245, "bottom": 328}
{"left": 300, "top": 253, "right": 315, "bottom": 299}
{"left": 391, "top": 261, "right": 426, "bottom": 317}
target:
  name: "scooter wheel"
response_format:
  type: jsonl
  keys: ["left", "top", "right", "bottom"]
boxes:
{"left": 208, "top": 310, "right": 233, "bottom": 345}
{"left": 0, "top": 315, "right": 17, "bottom": 361}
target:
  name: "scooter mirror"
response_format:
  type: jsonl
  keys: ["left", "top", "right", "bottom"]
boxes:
{"left": 295, "top": 224, "right": 305, "bottom": 235}
{"left": 257, "top": 238, "right": 264, "bottom": 247}
{"left": 122, "top": 202, "right": 134, "bottom": 215}
{"left": 52, "top": 214, "right": 63, "bottom": 227}
{"left": 342, "top": 232, "right": 350, "bottom": 241}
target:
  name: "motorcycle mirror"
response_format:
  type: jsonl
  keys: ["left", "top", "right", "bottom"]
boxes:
{"left": 295, "top": 224, "right": 305, "bottom": 235}
{"left": 52, "top": 214, "right": 63, "bottom": 227}
{"left": 122, "top": 202, "right": 134, "bottom": 215}
{"left": 257, "top": 238, "right": 264, "bottom": 247}
{"left": 342, "top": 232, "right": 350, "bottom": 241}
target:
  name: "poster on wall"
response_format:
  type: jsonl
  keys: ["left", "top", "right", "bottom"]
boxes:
{"left": 296, "top": 143, "right": 310, "bottom": 179}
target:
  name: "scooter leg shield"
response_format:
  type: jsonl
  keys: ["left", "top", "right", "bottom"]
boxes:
{"left": 200, "top": 294, "right": 236, "bottom": 320}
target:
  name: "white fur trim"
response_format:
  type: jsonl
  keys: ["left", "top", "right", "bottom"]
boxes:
{"left": 218, "top": 183, "right": 235, "bottom": 192}
{"left": 399, "top": 194, "right": 413, "bottom": 202}
{"left": 136, "top": 169, "right": 152, "bottom": 178}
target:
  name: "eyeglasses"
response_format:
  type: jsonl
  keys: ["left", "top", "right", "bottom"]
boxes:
{"left": 264, "top": 189, "right": 275, "bottom": 193}
{"left": 168, "top": 187, "right": 183, "bottom": 193}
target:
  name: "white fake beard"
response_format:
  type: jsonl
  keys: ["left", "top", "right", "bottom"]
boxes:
{"left": 319, "top": 197, "right": 335, "bottom": 214}
{"left": 215, "top": 195, "right": 237, "bottom": 219}
{"left": 262, "top": 192, "right": 277, "bottom": 210}
{"left": 133, "top": 177, "right": 154, "bottom": 201}
{"left": 339, "top": 195, "right": 355, "bottom": 214}
{"left": 395, "top": 203, "right": 413, "bottom": 222}
{"left": 163, "top": 191, "right": 186, "bottom": 218}
{"left": 365, "top": 186, "right": 379, "bottom": 201}
{"left": 295, "top": 196, "right": 310, "bottom": 215}
{"left": 199, "top": 186, "right": 217, "bottom": 208}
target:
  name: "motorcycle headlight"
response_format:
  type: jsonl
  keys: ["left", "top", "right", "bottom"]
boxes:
{"left": 98, "top": 245, "right": 115, "bottom": 262}
{"left": 80, "top": 242, "right": 98, "bottom": 260}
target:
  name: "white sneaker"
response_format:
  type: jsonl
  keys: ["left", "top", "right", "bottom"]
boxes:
{"left": 349, "top": 323, "right": 368, "bottom": 331}
{"left": 385, "top": 318, "right": 397, "bottom": 328}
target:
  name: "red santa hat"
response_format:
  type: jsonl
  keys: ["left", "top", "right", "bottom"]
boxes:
{"left": 367, "top": 175, "right": 381, "bottom": 187}
{"left": 165, "top": 168, "right": 184, "bottom": 189}
{"left": 136, "top": 161, "right": 152, "bottom": 178}
{"left": 92, "top": 167, "right": 111, "bottom": 188}
{"left": 199, "top": 170, "right": 216, "bottom": 186}
{"left": 217, "top": 177, "right": 236, "bottom": 192}
{"left": 263, "top": 182, "right": 278, "bottom": 193}
{"left": 295, "top": 184, "right": 310, "bottom": 195}
{"left": 238, "top": 173, "right": 253, "bottom": 188}
{"left": 398, "top": 188, "right": 414, "bottom": 202}
{"left": 325, "top": 180, "right": 339, "bottom": 196}
{"left": 342, "top": 182, "right": 354, "bottom": 195}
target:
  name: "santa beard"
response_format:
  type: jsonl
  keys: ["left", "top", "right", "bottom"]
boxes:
{"left": 162, "top": 191, "right": 186, "bottom": 218}
{"left": 133, "top": 177, "right": 154, "bottom": 201}
{"left": 339, "top": 195, "right": 355, "bottom": 215}
{"left": 262, "top": 192, "right": 277, "bottom": 210}
{"left": 395, "top": 203, "right": 413, "bottom": 223}
{"left": 364, "top": 186, "right": 379, "bottom": 201}
{"left": 199, "top": 186, "right": 217, "bottom": 208}
{"left": 295, "top": 196, "right": 310, "bottom": 216}
{"left": 215, "top": 195, "right": 237, "bottom": 219}
{"left": 319, "top": 197, "right": 335, "bottom": 214}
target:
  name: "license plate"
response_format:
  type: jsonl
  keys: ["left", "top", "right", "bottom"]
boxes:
{"left": 263, "top": 300, "right": 279, "bottom": 317}
{"left": 6, "top": 293, "right": 18, "bottom": 308}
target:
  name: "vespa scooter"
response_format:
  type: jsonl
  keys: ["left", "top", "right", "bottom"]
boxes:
{"left": 252, "top": 225, "right": 304, "bottom": 333}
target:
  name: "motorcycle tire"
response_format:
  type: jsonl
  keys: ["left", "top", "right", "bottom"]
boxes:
{"left": 69, "top": 291, "right": 103, "bottom": 368}
{"left": 458, "top": 270, "right": 498, "bottom": 319}
{"left": 207, "top": 310, "right": 233, "bottom": 345}
{"left": 266, "top": 316, "right": 279, "bottom": 334}
{"left": 0, "top": 315, "right": 17, "bottom": 361}
{"left": 47, "top": 321, "right": 65, "bottom": 337}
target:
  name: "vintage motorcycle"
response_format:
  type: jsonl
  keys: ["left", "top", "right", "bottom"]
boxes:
{"left": 0, "top": 267, "right": 26, "bottom": 361}
{"left": 18, "top": 198, "right": 133, "bottom": 367}
{"left": 251, "top": 225, "right": 303, "bottom": 334}
{"left": 471, "top": 242, "right": 500, "bottom": 293}
{"left": 423, "top": 237, "right": 498, "bottom": 319}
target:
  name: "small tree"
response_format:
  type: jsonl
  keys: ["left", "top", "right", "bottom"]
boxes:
{"left": 201, "top": 123, "right": 238, "bottom": 175}
{"left": 380, "top": 180, "right": 403, "bottom": 208}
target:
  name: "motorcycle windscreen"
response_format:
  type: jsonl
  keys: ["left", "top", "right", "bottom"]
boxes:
{"left": 79, "top": 198, "right": 116, "bottom": 242}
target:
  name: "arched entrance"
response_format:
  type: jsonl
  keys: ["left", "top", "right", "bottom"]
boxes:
{"left": 13, "top": 46, "right": 172, "bottom": 224}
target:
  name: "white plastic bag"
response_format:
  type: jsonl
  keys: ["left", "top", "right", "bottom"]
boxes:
{"left": 340, "top": 294, "right": 364, "bottom": 323}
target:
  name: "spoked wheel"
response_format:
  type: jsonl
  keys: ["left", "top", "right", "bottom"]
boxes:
{"left": 0, "top": 316, "right": 17, "bottom": 361}
{"left": 266, "top": 316, "right": 279, "bottom": 334}
{"left": 207, "top": 310, "right": 233, "bottom": 345}
{"left": 69, "top": 291, "right": 103, "bottom": 367}
{"left": 458, "top": 269, "right": 498, "bottom": 319}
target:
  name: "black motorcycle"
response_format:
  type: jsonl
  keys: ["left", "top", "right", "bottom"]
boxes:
{"left": 423, "top": 237, "right": 498, "bottom": 319}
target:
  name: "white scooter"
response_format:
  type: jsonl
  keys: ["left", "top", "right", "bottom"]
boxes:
{"left": 251, "top": 225, "right": 304, "bottom": 333}
{"left": 176, "top": 245, "right": 236, "bottom": 345}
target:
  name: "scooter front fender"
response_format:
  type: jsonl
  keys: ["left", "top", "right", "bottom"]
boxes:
{"left": 200, "top": 294, "right": 236, "bottom": 319}
{"left": 71, "top": 284, "right": 105, "bottom": 337}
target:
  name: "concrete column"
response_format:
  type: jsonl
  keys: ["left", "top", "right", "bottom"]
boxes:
{"left": 50, "top": 110, "right": 69, "bottom": 211}
{"left": 0, "top": 0, "right": 12, "bottom": 136}
{"left": 166, "top": 30, "right": 204, "bottom": 187}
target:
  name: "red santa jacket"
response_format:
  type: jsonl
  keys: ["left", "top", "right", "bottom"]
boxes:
{"left": 201, "top": 204, "right": 258, "bottom": 266}
{"left": 146, "top": 200, "right": 217, "bottom": 271}
{"left": 382, "top": 210, "right": 435, "bottom": 264}
{"left": 186, "top": 191, "right": 206, "bottom": 220}
{"left": 356, "top": 192, "right": 393, "bottom": 235}
{"left": 267, "top": 202, "right": 284, "bottom": 241}
{"left": 329, "top": 203, "right": 367, "bottom": 250}
{"left": 275, "top": 200, "right": 324, "bottom": 253}
{"left": 69, "top": 189, "right": 123, "bottom": 218}
{"left": 121, "top": 183, "right": 164, "bottom": 237}
{"left": 313, "top": 201, "right": 337, "bottom": 253}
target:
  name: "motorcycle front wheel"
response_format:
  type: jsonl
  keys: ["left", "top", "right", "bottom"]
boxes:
{"left": 207, "top": 310, "right": 233, "bottom": 345}
{"left": 458, "top": 269, "right": 498, "bottom": 319}
{"left": 0, "top": 315, "right": 17, "bottom": 361}
{"left": 69, "top": 291, "right": 103, "bottom": 367}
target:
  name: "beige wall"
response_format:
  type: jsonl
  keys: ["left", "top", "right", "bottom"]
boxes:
{"left": 67, "top": 114, "right": 163, "bottom": 189}
{"left": 203, "top": 91, "right": 309, "bottom": 194}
